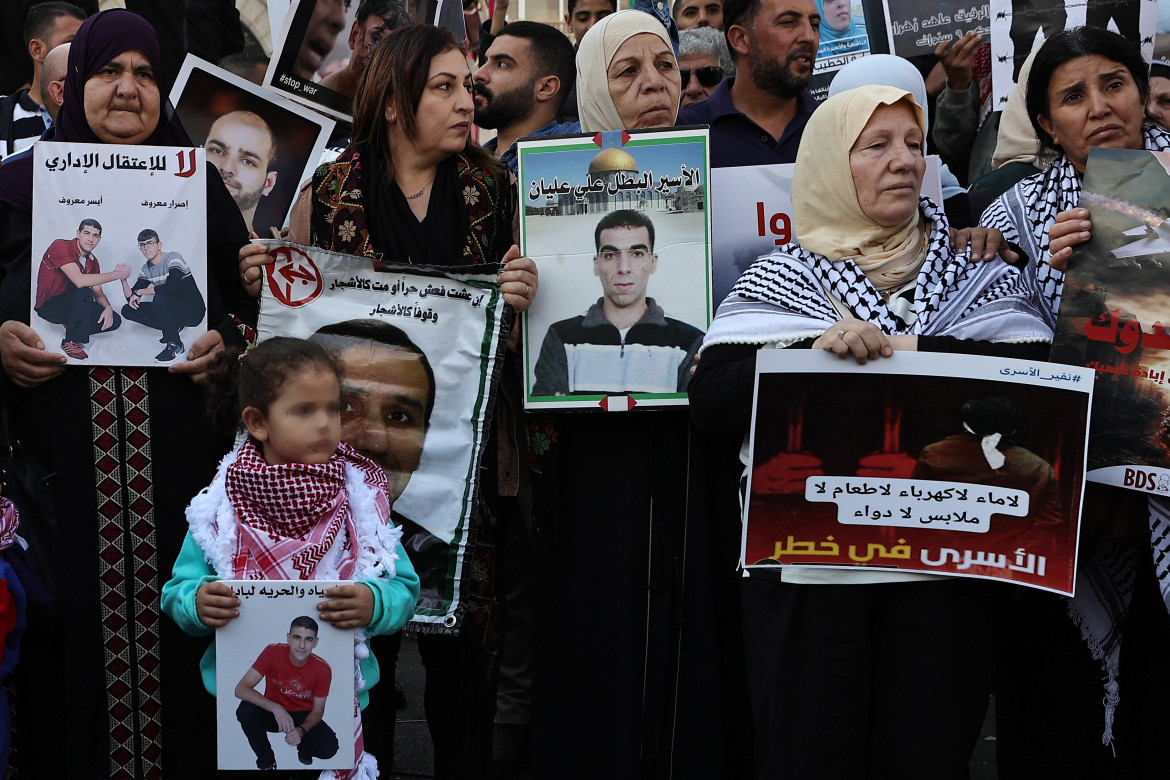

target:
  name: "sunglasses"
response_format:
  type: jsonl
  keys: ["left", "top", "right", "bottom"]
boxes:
{"left": 680, "top": 66, "right": 724, "bottom": 88}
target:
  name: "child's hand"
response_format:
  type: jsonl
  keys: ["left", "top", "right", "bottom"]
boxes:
{"left": 196, "top": 581, "right": 240, "bottom": 627}
{"left": 317, "top": 584, "right": 374, "bottom": 629}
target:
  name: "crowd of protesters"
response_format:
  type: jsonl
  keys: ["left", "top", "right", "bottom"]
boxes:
{"left": 1, "top": 0, "right": 1169, "bottom": 779}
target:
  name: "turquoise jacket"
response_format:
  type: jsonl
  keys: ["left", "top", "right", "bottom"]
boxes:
{"left": 161, "top": 530, "right": 420, "bottom": 709}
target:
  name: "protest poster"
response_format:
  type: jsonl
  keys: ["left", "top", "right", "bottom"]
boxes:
{"left": 170, "top": 55, "right": 335, "bottom": 237}
{"left": 265, "top": 0, "right": 364, "bottom": 121}
{"left": 744, "top": 351, "right": 1092, "bottom": 595}
{"left": 215, "top": 580, "right": 354, "bottom": 771}
{"left": 816, "top": 0, "right": 873, "bottom": 63}
{"left": 809, "top": 0, "right": 892, "bottom": 90}
{"left": 1050, "top": 147, "right": 1170, "bottom": 495}
{"left": 31, "top": 142, "right": 209, "bottom": 367}
{"left": 709, "top": 159, "right": 943, "bottom": 316}
{"left": 254, "top": 241, "right": 508, "bottom": 632}
{"left": 882, "top": 0, "right": 990, "bottom": 59}
{"left": 517, "top": 128, "right": 711, "bottom": 411}
{"left": 988, "top": 0, "right": 1154, "bottom": 110}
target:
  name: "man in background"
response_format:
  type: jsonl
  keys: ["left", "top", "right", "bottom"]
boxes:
{"left": 38, "top": 41, "right": 68, "bottom": 123}
{"left": 677, "top": 0, "right": 820, "bottom": 167}
{"left": 1, "top": 1, "right": 85, "bottom": 162}
{"left": 673, "top": 0, "right": 724, "bottom": 30}
{"left": 677, "top": 26, "right": 733, "bottom": 108}
{"left": 474, "top": 21, "right": 578, "bottom": 173}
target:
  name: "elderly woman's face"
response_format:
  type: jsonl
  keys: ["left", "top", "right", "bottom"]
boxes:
{"left": 607, "top": 32, "right": 681, "bottom": 129}
{"left": 84, "top": 49, "right": 160, "bottom": 145}
{"left": 849, "top": 101, "right": 925, "bottom": 227}
{"left": 1037, "top": 54, "right": 1144, "bottom": 173}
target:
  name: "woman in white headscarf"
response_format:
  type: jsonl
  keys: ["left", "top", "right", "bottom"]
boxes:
{"left": 830, "top": 53, "right": 1020, "bottom": 263}
{"left": 690, "top": 85, "right": 1051, "bottom": 779}
{"left": 575, "top": 9, "right": 681, "bottom": 132}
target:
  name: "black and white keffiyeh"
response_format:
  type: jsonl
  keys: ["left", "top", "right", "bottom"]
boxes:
{"left": 980, "top": 125, "right": 1170, "bottom": 329}
{"left": 701, "top": 197, "right": 1053, "bottom": 351}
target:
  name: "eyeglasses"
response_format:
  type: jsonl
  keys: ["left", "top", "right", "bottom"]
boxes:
{"left": 680, "top": 66, "right": 723, "bottom": 88}
{"left": 138, "top": 240, "right": 158, "bottom": 248}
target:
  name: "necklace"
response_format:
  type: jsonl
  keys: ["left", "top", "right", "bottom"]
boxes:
{"left": 406, "top": 178, "right": 434, "bottom": 200}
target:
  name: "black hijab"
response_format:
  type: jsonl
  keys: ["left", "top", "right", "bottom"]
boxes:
{"left": 366, "top": 150, "right": 468, "bottom": 265}
{"left": 0, "top": 9, "right": 187, "bottom": 211}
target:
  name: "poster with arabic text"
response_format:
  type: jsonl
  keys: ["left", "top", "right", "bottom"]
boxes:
{"left": 883, "top": 0, "right": 991, "bottom": 58}
{"left": 745, "top": 351, "right": 1092, "bottom": 595}
{"left": 1051, "top": 146, "right": 1170, "bottom": 495}
{"left": 255, "top": 241, "right": 509, "bottom": 633}
{"left": 518, "top": 127, "right": 711, "bottom": 411}
{"left": 32, "top": 142, "right": 208, "bottom": 367}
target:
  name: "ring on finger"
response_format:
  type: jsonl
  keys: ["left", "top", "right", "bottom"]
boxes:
{"left": 838, "top": 330, "right": 847, "bottom": 340}
{"left": 524, "top": 284, "right": 531, "bottom": 297}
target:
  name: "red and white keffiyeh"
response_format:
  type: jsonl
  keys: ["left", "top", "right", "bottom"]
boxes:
{"left": 188, "top": 438, "right": 402, "bottom": 780}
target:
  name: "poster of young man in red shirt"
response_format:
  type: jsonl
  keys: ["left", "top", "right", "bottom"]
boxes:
{"left": 234, "top": 615, "right": 339, "bottom": 770}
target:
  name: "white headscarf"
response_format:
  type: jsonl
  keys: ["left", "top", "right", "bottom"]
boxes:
{"left": 793, "top": 85, "right": 928, "bottom": 289}
{"left": 829, "top": 54, "right": 966, "bottom": 202}
{"left": 576, "top": 10, "right": 675, "bottom": 132}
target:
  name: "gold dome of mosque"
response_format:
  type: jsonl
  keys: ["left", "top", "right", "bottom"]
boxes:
{"left": 588, "top": 147, "right": 637, "bottom": 174}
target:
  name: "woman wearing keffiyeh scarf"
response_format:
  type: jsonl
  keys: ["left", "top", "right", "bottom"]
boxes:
{"left": 690, "top": 85, "right": 1051, "bottom": 779}
{"left": 162, "top": 339, "right": 419, "bottom": 779}
{"left": 979, "top": 26, "right": 1170, "bottom": 773}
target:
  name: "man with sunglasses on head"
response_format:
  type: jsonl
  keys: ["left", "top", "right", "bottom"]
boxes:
{"left": 677, "top": 26, "right": 733, "bottom": 109}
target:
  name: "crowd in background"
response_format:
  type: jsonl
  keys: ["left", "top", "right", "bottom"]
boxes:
{"left": 1, "top": 0, "right": 1170, "bottom": 779}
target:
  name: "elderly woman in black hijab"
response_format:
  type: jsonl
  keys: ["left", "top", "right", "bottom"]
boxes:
{"left": 0, "top": 10, "right": 254, "bottom": 779}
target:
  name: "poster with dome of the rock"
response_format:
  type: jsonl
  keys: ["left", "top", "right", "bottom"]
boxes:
{"left": 517, "top": 128, "right": 711, "bottom": 411}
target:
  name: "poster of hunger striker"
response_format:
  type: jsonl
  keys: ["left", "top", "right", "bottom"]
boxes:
{"left": 170, "top": 55, "right": 336, "bottom": 237}
{"left": 255, "top": 241, "right": 509, "bottom": 632}
{"left": 1050, "top": 147, "right": 1170, "bottom": 495}
{"left": 518, "top": 128, "right": 711, "bottom": 411}
{"left": 32, "top": 142, "right": 209, "bottom": 367}
{"left": 987, "top": 0, "right": 1154, "bottom": 111}
{"left": 745, "top": 351, "right": 1093, "bottom": 595}
{"left": 215, "top": 580, "right": 354, "bottom": 771}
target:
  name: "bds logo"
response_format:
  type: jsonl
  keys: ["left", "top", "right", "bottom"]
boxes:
{"left": 1123, "top": 468, "right": 1170, "bottom": 493}
{"left": 265, "top": 246, "right": 324, "bottom": 308}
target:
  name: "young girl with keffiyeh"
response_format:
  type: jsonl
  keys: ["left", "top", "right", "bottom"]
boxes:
{"left": 162, "top": 338, "right": 419, "bottom": 779}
